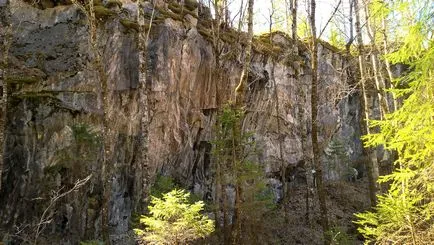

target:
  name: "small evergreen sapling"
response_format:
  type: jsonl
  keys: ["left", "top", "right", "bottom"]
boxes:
{"left": 135, "top": 189, "right": 214, "bottom": 244}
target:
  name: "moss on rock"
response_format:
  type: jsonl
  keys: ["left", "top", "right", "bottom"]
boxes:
{"left": 94, "top": 6, "right": 115, "bottom": 19}
{"left": 156, "top": 7, "right": 184, "bottom": 22}
{"left": 184, "top": 0, "right": 199, "bottom": 11}
{"left": 106, "top": 0, "right": 122, "bottom": 8}
{"left": 168, "top": 2, "right": 198, "bottom": 19}
{"left": 120, "top": 19, "right": 140, "bottom": 32}
{"left": 5, "top": 75, "right": 42, "bottom": 84}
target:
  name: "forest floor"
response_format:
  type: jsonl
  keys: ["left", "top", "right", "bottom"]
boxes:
{"left": 200, "top": 179, "right": 370, "bottom": 244}
{"left": 263, "top": 179, "right": 370, "bottom": 244}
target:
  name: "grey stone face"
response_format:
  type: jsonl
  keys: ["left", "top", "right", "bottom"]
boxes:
{"left": 0, "top": 1, "right": 366, "bottom": 244}
{"left": 0, "top": 0, "right": 7, "bottom": 7}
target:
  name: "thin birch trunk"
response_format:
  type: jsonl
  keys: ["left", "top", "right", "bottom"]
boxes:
{"left": 381, "top": 15, "right": 398, "bottom": 112}
{"left": 235, "top": 0, "right": 254, "bottom": 107}
{"left": 309, "top": 0, "right": 329, "bottom": 242}
{"left": 136, "top": 0, "right": 157, "bottom": 213}
{"left": 354, "top": 0, "right": 379, "bottom": 206}
{"left": 345, "top": 0, "right": 354, "bottom": 53}
{"left": 291, "top": 0, "right": 298, "bottom": 40}
{"left": 364, "top": 5, "right": 389, "bottom": 119}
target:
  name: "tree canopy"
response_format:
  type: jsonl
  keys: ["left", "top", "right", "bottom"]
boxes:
{"left": 355, "top": 0, "right": 434, "bottom": 243}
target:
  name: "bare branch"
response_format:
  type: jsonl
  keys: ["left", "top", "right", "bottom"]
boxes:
{"left": 318, "top": 0, "right": 342, "bottom": 39}
{"left": 33, "top": 175, "right": 92, "bottom": 244}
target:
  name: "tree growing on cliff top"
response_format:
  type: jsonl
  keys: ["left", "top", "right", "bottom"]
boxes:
{"left": 134, "top": 189, "right": 215, "bottom": 244}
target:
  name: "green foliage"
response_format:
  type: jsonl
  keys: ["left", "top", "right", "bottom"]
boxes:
{"left": 149, "top": 174, "right": 203, "bottom": 205}
{"left": 324, "top": 139, "right": 351, "bottom": 180}
{"left": 355, "top": 0, "right": 434, "bottom": 243}
{"left": 71, "top": 123, "right": 100, "bottom": 146}
{"left": 238, "top": 160, "right": 276, "bottom": 213}
{"left": 134, "top": 189, "right": 215, "bottom": 244}
{"left": 297, "top": 17, "right": 310, "bottom": 39}
{"left": 268, "top": 0, "right": 287, "bottom": 32}
{"left": 328, "top": 27, "right": 345, "bottom": 49}
{"left": 44, "top": 123, "right": 99, "bottom": 178}
{"left": 325, "top": 226, "right": 355, "bottom": 245}
{"left": 149, "top": 175, "right": 178, "bottom": 199}
{"left": 212, "top": 103, "right": 274, "bottom": 242}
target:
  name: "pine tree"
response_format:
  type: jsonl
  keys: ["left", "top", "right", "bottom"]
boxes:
{"left": 212, "top": 104, "right": 273, "bottom": 244}
{"left": 324, "top": 139, "right": 350, "bottom": 180}
{"left": 135, "top": 189, "right": 215, "bottom": 244}
{"left": 355, "top": 0, "right": 434, "bottom": 243}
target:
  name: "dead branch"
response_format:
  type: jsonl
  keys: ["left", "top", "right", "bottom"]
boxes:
{"left": 33, "top": 175, "right": 92, "bottom": 244}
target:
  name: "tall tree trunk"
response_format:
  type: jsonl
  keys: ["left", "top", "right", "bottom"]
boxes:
{"left": 309, "top": 0, "right": 329, "bottom": 242}
{"left": 210, "top": 1, "right": 235, "bottom": 242}
{"left": 290, "top": 0, "right": 299, "bottom": 74}
{"left": 369, "top": 0, "right": 399, "bottom": 186}
{"left": 371, "top": 54, "right": 390, "bottom": 117}
{"left": 232, "top": 122, "right": 243, "bottom": 244}
{"left": 235, "top": 0, "right": 254, "bottom": 107}
{"left": 0, "top": 0, "right": 11, "bottom": 192}
{"left": 380, "top": 14, "right": 398, "bottom": 113}
{"left": 211, "top": 1, "right": 230, "bottom": 242}
{"left": 224, "top": 0, "right": 230, "bottom": 25}
{"left": 72, "top": 0, "right": 111, "bottom": 239}
{"left": 354, "top": 0, "right": 379, "bottom": 206}
{"left": 91, "top": 3, "right": 111, "bottom": 240}
{"left": 222, "top": 173, "right": 230, "bottom": 244}
{"left": 364, "top": 5, "right": 390, "bottom": 119}
{"left": 136, "top": 0, "right": 156, "bottom": 213}
{"left": 269, "top": 0, "right": 274, "bottom": 37}
{"left": 233, "top": 0, "right": 254, "bottom": 243}
{"left": 291, "top": 0, "right": 298, "bottom": 40}
{"left": 212, "top": 0, "right": 222, "bottom": 53}
{"left": 345, "top": 0, "right": 354, "bottom": 53}
{"left": 237, "top": 0, "right": 245, "bottom": 33}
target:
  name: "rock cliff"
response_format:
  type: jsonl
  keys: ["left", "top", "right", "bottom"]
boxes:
{"left": 0, "top": 0, "right": 366, "bottom": 244}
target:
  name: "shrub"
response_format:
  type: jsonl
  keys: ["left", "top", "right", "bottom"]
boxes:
{"left": 135, "top": 189, "right": 215, "bottom": 244}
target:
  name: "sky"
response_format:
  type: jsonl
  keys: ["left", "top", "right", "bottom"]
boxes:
{"left": 223, "top": 0, "right": 351, "bottom": 40}
{"left": 251, "top": 0, "right": 335, "bottom": 33}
